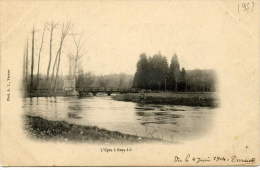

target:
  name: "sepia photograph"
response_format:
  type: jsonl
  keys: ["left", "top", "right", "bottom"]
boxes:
{"left": 0, "top": 0, "right": 259, "bottom": 166}
{"left": 21, "top": 20, "right": 218, "bottom": 143}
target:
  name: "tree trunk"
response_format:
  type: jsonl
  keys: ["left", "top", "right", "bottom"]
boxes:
{"left": 46, "top": 25, "right": 54, "bottom": 80}
{"left": 52, "top": 33, "right": 66, "bottom": 93}
{"left": 23, "top": 42, "right": 27, "bottom": 94}
{"left": 23, "top": 46, "right": 26, "bottom": 81}
{"left": 52, "top": 22, "right": 70, "bottom": 95}
{"left": 37, "top": 26, "right": 46, "bottom": 89}
{"left": 54, "top": 49, "right": 62, "bottom": 93}
{"left": 50, "top": 47, "right": 60, "bottom": 91}
{"left": 25, "top": 40, "right": 28, "bottom": 84}
{"left": 25, "top": 39, "right": 29, "bottom": 94}
{"left": 30, "top": 28, "right": 35, "bottom": 95}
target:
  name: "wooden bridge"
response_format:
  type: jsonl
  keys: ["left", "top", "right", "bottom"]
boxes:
{"left": 28, "top": 87, "right": 140, "bottom": 97}
{"left": 76, "top": 87, "right": 139, "bottom": 96}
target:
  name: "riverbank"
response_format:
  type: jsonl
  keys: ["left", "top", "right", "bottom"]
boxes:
{"left": 112, "top": 92, "right": 217, "bottom": 107}
{"left": 24, "top": 115, "right": 161, "bottom": 143}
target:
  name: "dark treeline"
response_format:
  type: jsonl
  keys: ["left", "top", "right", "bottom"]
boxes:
{"left": 24, "top": 74, "right": 65, "bottom": 91}
{"left": 133, "top": 53, "right": 216, "bottom": 92}
{"left": 25, "top": 73, "right": 133, "bottom": 91}
{"left": 76, "top": 72, "right": 133, "bottom": 89}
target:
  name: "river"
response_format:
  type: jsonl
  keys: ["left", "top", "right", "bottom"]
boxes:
{"left": 23, "top": 95, "right": 215, "bottom": 142}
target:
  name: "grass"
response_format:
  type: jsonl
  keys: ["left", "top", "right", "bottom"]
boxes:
{"left": 112, "top": 92, "right": 217, "bottom": 107}
{"left": 24, "top": 115, "right": 161, "bottom": 144}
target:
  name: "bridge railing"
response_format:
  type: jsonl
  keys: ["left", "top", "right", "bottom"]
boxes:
{"left": 76, "top": 87, "right": 140, "bottom": 93}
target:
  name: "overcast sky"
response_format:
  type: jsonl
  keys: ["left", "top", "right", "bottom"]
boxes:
{"left": 2, "top": 1, "right": 225, "bottom": 75}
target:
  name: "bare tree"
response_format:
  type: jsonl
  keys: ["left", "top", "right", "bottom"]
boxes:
{"left": 46, "top": 22, "right": 57, "bottom": 81}
{"left": 50, "top": 42, "right": 60, "bottom": 89}
{"left": 25, "top": 39, "right": 29, "bottom": 90}
{"left": 52, "top": 22, "right": 71, "bottom": 94}
{"left": 36, "top": 25, "right": 46, "bottom": 89}
{"left": 23, "top": 40, "right": 28, "bottom": 94}
{"left": 71, "top": 32, "right": 84, "bottom": 79}
{"left": 30, "top": 27, "right": 35, "bottom": 94}
{"left": 23, "top": 39, "right": 29, "bottom": 81}
{"left": 23, "top": 45, "right": 26, "bottom": 81}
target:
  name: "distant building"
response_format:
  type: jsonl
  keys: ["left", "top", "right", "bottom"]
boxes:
{"left": 63, "top": 78, "right": 78, "bottom": 96}
{"left": 64, "top": 78, "right": 75, "bottom": 90}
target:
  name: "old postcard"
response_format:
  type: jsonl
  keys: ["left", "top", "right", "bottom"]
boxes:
{"left": 0, "top": 0, "right": 259, "bottom": 166}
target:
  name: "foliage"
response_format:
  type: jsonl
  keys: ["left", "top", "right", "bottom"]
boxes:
{"left": 133, "top": 53, "right": 216, "bottom": 92}
{"left": 133, "top": 53, "right": 169, "bottom": 90}
{"left": 168, "top": 54, "right": 180, "bottom": 91}
{"left": 76, "top": 72, "right": 133, "bottom": 89}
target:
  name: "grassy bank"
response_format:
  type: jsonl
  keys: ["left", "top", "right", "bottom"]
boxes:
{"left": 112, "top": 92, "right": 217, "bottom": 107}
{"left": 24, "top": 115, "right": 160, "bottom": 143}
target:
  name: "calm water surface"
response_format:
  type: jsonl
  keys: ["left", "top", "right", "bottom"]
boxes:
{"left": 23, "top": 95, "right": 215, "bottom": 142}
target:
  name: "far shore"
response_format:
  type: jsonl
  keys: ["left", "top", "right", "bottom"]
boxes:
{"left": 24, "top": 91, "right": 218, "bottom": 107}
{"left": 112, "top": 92, "right": 217, "bottom": 107}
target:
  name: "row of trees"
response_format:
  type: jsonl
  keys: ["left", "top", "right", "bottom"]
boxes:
{"left": 133, "top": 53, "right": 216, "bottom": 92}
{"left": 76, "top": 72, "right": 133, "bottom": 89}
{"left": 25, "top": 73, "right": 133, "bottom": 92}
{"left": 22, "top": 22, "right": 82, "bottom": 96}
{"left": 22, "top": 22, "right": 215, "bottom": 96}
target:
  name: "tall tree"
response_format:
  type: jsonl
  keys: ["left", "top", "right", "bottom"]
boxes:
{"left": 133, "top": 53, "right": 149, "bottom": 89}
{"left": 168, "top": 54, "right": 180, "bottom": 91}
{"left": 23, "top": 40, "right": 28, "bottom": 94}
{"left": 23, "top": 39, "right": 29, "bottom": 83}
{"left": 30, "top": 27, "right": 35, "bottom": 93}
{"left": 25, "top": 39, "right": 29, "bottom": 84}
{"left": 23, "top": 45, "right": 26, "bottom": 81}
{"left": 179, "top": 67, "right": 187, "bottom": 91}
{"left": 148, "top": 53, "right": 168, "bottom": 90}
{"left": 51, "top": 43, "right": 60, "bottom": 87}
{"left": 133, "top": 53, "right": 169, "bottom": 90}
{"left": 46, "top": 22, "right": 57, "bottom": 81}
{"left": 36, "top": 25, "right": 46, "bottom": 89}
{"left": 53, "top": 22, "right": 71, "bottom": 93}
{"left": 71, "top": 33, "right": 83, "bottom": 80}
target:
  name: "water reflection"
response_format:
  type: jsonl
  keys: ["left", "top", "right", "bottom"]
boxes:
{"left": 23, "top": 96, "right": 214, "bottom": 142}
